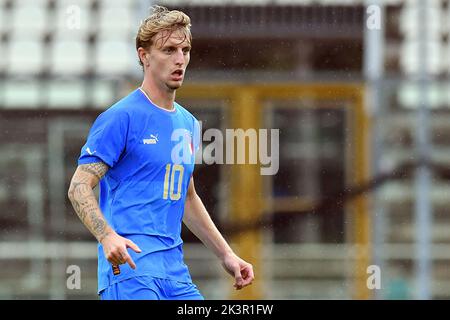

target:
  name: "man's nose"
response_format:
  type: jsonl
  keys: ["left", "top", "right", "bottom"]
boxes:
{"left": 174, "top": 49, "right": 185, "bottom": 66}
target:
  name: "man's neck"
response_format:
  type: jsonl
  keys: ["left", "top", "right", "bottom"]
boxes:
{"left": 140, "top": 79, "right": 176, "bottom": 111}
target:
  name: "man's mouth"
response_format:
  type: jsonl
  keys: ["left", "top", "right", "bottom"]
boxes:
{"left": 171, "top": 69, "right": 184, "bottom": 80}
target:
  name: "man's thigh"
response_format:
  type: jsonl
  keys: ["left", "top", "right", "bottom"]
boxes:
{"left": 100, "top": 276, "right": 160, "bottom": 300}
{"left": 157, "top": 278, "right": 204, "bottom": 300}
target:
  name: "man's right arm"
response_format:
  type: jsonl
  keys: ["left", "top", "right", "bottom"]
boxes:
{"left": 67, "top": 163, "right": 112, "bottom": 242}
{"left": 67, "top": 162, "right": 141, "bottom": 268}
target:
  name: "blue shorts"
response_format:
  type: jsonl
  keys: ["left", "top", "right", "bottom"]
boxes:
{"left": 99, "top": 275, "right": 204, "bottom": 300}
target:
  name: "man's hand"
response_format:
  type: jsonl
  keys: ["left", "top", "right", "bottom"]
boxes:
{"left": 221, "top": 252, "right": 254, "bottom": 290}
{"left": 100, "top": 232, "right": 142, "bottom": 269}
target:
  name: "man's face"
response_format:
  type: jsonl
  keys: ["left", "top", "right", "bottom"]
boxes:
{"left": 146, "top": 29, "right": 191, "bottom": 91}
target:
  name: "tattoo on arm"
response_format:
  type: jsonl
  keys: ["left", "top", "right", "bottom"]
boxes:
{"left": 79, "top": 162, "right": 109, "bottom": 181}
{"left": 68, "top": 162, "right": 111, "bottom": 242}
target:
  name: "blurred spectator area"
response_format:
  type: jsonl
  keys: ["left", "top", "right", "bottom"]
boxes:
{"left": 1, "top": 0, "right": 449, "bottom": 107}
{"left": 2, "top": 0, "right": 450, "bottom": 300}
{"left": 0, "top": 0, "right": 369, "bottom": 109}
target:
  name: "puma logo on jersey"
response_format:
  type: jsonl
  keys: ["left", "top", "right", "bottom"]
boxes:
{"left": 143, "top": 134, "right": 158, "bottom": 144}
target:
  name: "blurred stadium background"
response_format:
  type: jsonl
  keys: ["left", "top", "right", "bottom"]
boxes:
{"left": 1, "top": 0, "right": 449, "bottom": 299}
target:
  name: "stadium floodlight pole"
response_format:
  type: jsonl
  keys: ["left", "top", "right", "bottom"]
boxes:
{"left": 363, "top": 0, "right": 385, "bottom": 300}
{"left": 414, "top": 0, "right": 432, "bottom": 300}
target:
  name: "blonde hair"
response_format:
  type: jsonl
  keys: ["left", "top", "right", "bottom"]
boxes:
{"left": 136, "top": 5, "right": 192, "bottom": 66}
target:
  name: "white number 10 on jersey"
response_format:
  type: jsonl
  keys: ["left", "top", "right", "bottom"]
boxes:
{"left": 163, "top": 164, "right": 184, "bottom": 200}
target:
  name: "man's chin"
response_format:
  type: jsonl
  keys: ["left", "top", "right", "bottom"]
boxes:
{"left": 166, "top": 81, "right": 183, "bottom": 91}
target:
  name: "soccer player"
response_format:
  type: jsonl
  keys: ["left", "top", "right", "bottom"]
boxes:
{"left": 67, "top": 6, "right": 254, "bottom": 300}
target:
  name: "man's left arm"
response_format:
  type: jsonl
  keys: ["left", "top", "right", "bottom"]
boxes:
{"left": 183, "top": 177, "right": 254, "bottom": 290}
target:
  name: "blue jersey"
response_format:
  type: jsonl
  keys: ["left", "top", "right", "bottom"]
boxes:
{"left": 78, "top": 88, "right": 201, "bottom": 293}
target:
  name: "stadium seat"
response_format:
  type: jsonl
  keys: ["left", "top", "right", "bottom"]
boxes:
{"left": 10, "top": 5, "right": 49, "bottom": 38}
{"left": 6, "top": 40, "right": 45, "bottom": 76}
{"left": 53, "top": 0, "right": 94, "bottom": 9}
{"left": 46, "top": 79, "right": 86, "bottom": 108}
{"left": 400, "top": 41, "right": 442, "bottom": 75}
{"left": 442, "top": 43, "right": 449, "bottom": 74}
{"left": 50, "top": 39, "right": 90, "bottom": 76}
{"left": 446, "top": 3, "right": 450, "bottom": 34}
{"left": 447, "top": 42, "right": 450, "bottom": 74}
{"left": 97, "top": 6, "right": 139, "bottom": 40}
{"left": 94, "top": 40, "right": 137, "bottom": 77}
{"left": 91, "top": 80, "right": 117, "bottom": 109}
{"left": 52, "top": 0, "right": 94, "bottom": 40}
{"left": 12, "top": 0, "right": 49, "bottom": 6}
{"left": 0, "top": 0, "right": 8, "bottom": 35}
{"left": 3, "top": 80, "right": 42, "bottom": 108}
{"left": 0, "top": 40, "right": 5, "bottom": 75}
{"left": 96, "top": 0, "right": 137, "bottom": 8}
{"left": 399, "top": 7, "right": 441, "bottom": 39}
{"left": 398, "top": 81, "right": 447, "bottom": 109}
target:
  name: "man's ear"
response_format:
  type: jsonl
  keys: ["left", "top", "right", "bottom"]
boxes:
{"left": 138, "top": 48, "right": 150, "bottom": 67}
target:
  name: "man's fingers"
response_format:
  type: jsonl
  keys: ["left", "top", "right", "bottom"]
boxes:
{"left": 242, "top": 265, "right": 255, "bottom": 287}
{"left": 233, "top": 265, "right": 244, "bottom": 288}
{"left": 108, "top": 251, "right": 136, "bottom": 269}
{"left": 241, "top": 278, "right": 253, "bottom": 287}
{"left": 234, "top": 265, "right": 254, "bottom": 289}
{"left": 125, "top": 240, "right": 142, "bottom": 253}
{"left": 243, "top": 265, "right": 255, "bottom": 284}
{"left": 106, "top": 252, "right": 122, "bottom": 265}
{"left": 103, "top": 237, "right": 140, "bottom": 268}
{"left": 124, "top": 253, "right": 137, "bottom": 269}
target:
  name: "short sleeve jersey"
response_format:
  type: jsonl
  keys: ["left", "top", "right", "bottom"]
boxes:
{"left": 78, "top": 88, "right": 201, "bottom": 293}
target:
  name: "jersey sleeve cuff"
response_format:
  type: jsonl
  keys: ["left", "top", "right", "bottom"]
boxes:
{"left": 78, "top": 154, "right": 113, "bottom": 168}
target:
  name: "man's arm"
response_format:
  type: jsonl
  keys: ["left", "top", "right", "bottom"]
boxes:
{"left": 183, "top": 177, "right": 254, "bottom": 290}
{"left": 67, "top": 162, "right": 141, "bottom": 268}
